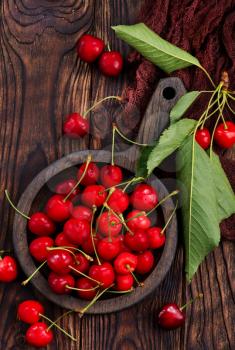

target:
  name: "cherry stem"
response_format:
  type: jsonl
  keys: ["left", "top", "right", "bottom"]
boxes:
{"left": 63, "top": 154, "right": 92, "bottom": 202}
{"left": 47, "top": 247, "right": 79, "bottom": 263}
{"left": 225, "top": 96, "right": 235, "bottom": 115}
{"left": 180, "top": 293, "right": 203, "bottom": 311}
{"left": 95, "top": 187, "right": 115, "bottom": 234}
{"left": 77, "top": 284, "right": 114, "bottom": 315}
{"left": 113, "top": 123, "right": 148, "bottom": 147}
{"left": 104, "top": 203, "right": 134, "bottom": 235}
{"left": 146, "top": 190, "right": 179, "bottom": 216}
{"left": 107, "top": 42, "right": 111, "bottom": 52}
{"left": 5, "top": 190, "right": 30, "bottom": 220}
{"left": 102, "top": 177, "right": 144, "bottom": 192}
{"left": 126, "top": 265, "right": 144, "bottom": 287}
{"left": 66, "top": 284, "right": 100, "bottom": 292}
{"left": 50, "top": 246, "right": 93, "bottom": 262}
{"left": 123, "top": 176, "right": 144, "bottom": 193}
{"left": 107, "top": 288, "right": 134, "bottom": 294}
{"left": 199, "top": 66, "right": 216, "bottom": 88}
{"left": 111, "top": 125, "right": 115, "bottom": 166}
{"left": 39, "top": 313, "right": 77, "bottom": 341}
{"left": 198, "top": 84, "right": 222, "bottom": 129}
{"left": 68, "top": 265, "right": 103, "bottom": 286}
{"left": 90, "top": 206, "right": 101, "bottom": 265}
{"left": 161, "top": 200, "right": 178, "bottom": 236}
{"left": 47, "top": 310, "right": 73, "bottom": 331}
{"left": 83, "top": 96, "right": 121, "bottom": 118}
{"left": 22, "top": 261, "right": 47, "bottom": 286}
{"left": 0, "top": 249, "right": 11, "bottom": 254}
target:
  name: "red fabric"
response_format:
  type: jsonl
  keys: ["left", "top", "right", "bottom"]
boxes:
{"left": 122, "top": 0, "right": 235, "bottom": 240}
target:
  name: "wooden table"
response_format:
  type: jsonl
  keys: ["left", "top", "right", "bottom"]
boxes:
{"left": 0, "top": 1, "right": 234, "bottom": 349}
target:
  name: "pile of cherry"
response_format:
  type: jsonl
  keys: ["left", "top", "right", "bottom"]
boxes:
{"left": 21, "top": 160, "right": 167, "bottom": 304}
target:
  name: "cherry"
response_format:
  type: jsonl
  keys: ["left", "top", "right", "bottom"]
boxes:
{"left": 147, "top": 227, "right": 165, "bottom": 249}
{"left": 0, "top": 256, "right": 18, "bottom": 282}
{"left": 45, "top": 195, "right": 72, "bottom": 222}
{"left": 48, "top": 272, "right": 75, "bottom": 294}
{"left": 97, "top": 237, "right": 121, "bottom": 260}
{"left": 63, "top": 218, "right": 90, "bottom": 245}
{"left": 89, "top": 262, "right": 115, "bottom": 288}
{"left": 81, "top": 185, "right": 107, "bottom": 208}
{"left": 135, "top": 250, "right": 154, "bottom": 275}
{"left": 81, "top": 234, "right": 99, "bottom": 255}
{"left": 97, "top": 211, "right": 122, "bottom": 237}
{"left": 54, "top": 232, "right": 77, "bottom": 248}
{"left": 124, "top": 230, "right": 149, "bottom": 252}
{"left": 214, "top": 121, "right": 235, "bottom": 148}
{"left": 100, "top": 165, "right": 123, "bottom": 188}
{"left": 77, "top": 34, "right": 104, "bottom": 63}
{"left": 29, "top": 237, "right": 54, "bottom": 262}
{"left": 126, "top": 210, "right": 151, "bottom": 231}
{"left": 63, "top": 113, "right": 89, "bottom": 138}
{"left": 115, "top": 274, "right": 134, "bottom": 291}
{"left": 114, "top": 252, "right": 137, "bottom": 275}
{"left": 77, "top": 162, "right": 99, "bottom": 186}
{"left": 47, "top": 249, "right": 73, "bottom": 275}
{"left": 25, "top": 322, "right": 53, "bottom": 347}
{"left": 107, "top": 188, "right": 129, "bottom": 214}
{"left": 76, "top": 278, "right": 97, "bottom": 300}
{"left": 98, "top": 51, "right": 123, "bottom": 77}
{"left": 130, "top": 184, "right": 158, "bottom": 211}
{"left": 28, "top": 212, "right": 56, "bottom": 236}
{"left": 55, "top": 179, "right": 79, "bottom": 200}
{"left": 17, "top": 300, "right": 44, "bottom": 324}
{"left": 71, "top": 205, "right": 93, "bottom": 222}
{"left": 70, "top": 253, "right": 90, "bottom": 274}
{"left": 195, "top": 128, "right": 211, "bottom": 149}
{"left": 158, "top": 303, "right": 185, "bottom": 329}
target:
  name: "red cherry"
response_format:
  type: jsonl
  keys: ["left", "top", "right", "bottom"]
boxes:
{"left": 97, "top": 237, "right": 121, "bottom": 261}
{"left": 77, "top": 34, "right": 104, "bottom": 63}
{"left": 81, "top": 185, "right": 107, "bottom": 208}
{"left": 147, "top": 227, "right": 165, "bottom": 249}
{"left": 135, "top": 250, "right": 154, "bottom": 275}
{"left": 124, "top": 230, "right": 149, "bottom": 252}
{"left": 114, "top": 252, "right": 137, "bottom": 275}
{"left": 107, "top": 189, "right": 129, "bottom": 214}
{"left": 47, "top": 249, "right": 73, "bottom": 275}
{"left": 214, "top": 121, "right": 235, "bottom": 148}
{"left": 63, "top": 113, "right": 89, "bottom": 138}
{"left": 98, "top": 51, "right": 123, "bottom": 77}
{"left": 126, "top": 210, "right": 151, "bottom": 231}
{"left": 115, "top": 274, "right": 134, "bottom": 291}
{"left": 81, "top": 234, "right": 99, "bottom": 255}
{"left": 28, "top": 212, "right": 56, "bottom": 236}
{"left": 89, "top": 262, "right": 115, "bottom": 288}
{"left": 29, "top": 237, "right": 54, "bottom": 262}
{"left": 76, "top": 278, "right": 97, "bottom": 300}
{"left": 45, "top": 195, "right": 72, "bottom": 222}
{"left": 70, "top": 253, "right": 90, "bottom": 274}
{"left": 100, "top": 165, "right": 123, "bottom": 188}
{"left": 97, "top": 211, "right": 122, "bottom": 237}
{"left": 54, "top": 232, "right": 77, "bottom": 248}
{"left": 48, "top": 272, "right": 75, "bottom": 294}
{"left": 71, "top": 205, "right": 93, "bottom": 222}
{"left": 130, "top": 184, "right": 158, "bottom": 211}
{"left": 0, "top": 256, "right": 18, "bottom": 282}
{"left": 26, "top": 322, "right": 53, "bottom": 347}
{"left": 17, "top": 300, "right": 44, "bottom": 324}
{"left": 77, "top": 162, "right": 99, "bottom": 186}
{"left": 63, "top": 218, "right": 90, "bottom": 245}
{"left": 55, "top": 179, "right": 79, "bottom": 200}
{"left": 158, "top": 303, "right": 185, "bottom": 329}
{"left": 195, "top": 128, "right": 211, "bottom": 149}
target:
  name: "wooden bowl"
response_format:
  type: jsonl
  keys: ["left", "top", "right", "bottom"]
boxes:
{"left": 13, "top": 78, "right": 184, "bottom": 314}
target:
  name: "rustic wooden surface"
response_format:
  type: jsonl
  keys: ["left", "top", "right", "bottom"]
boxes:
{"left": 0, "top": 1, "right": 234, "bottom": 349}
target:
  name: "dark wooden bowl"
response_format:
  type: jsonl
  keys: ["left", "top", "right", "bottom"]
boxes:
{"left": 13, "top": 78, "right": 185, "bottom": 314}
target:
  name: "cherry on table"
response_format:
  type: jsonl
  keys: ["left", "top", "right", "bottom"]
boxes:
{"left": 98, "top": 51, "right": 123, "bottom": 77}
{"left": 77, "top": 34, "right": 104, "bottom": 63}
{"left": 89, "top": 262, "right": 115, "bottom": 288}
{"left": 25, "top": 322, "right": 53, "bottom": 347}
{"left": 126, "top": 210, "right": 151, "bottom": 231}
{"left": 63, "top": 112, "right": 89, "bottom": 138}
{"left": 130, "top": 184, "right": 158, "bottom": 211}
{"left": 0, "top": 255, "right": 18, "bottom": 282}
{"left": 115, "top": 274, "right": 134, "bottom": 291}
{"left": 97, "top": 237, "right": 121, "bottom": 261}
{"left": 81, "top": 185, "right": 107, "bottom": 208}
{"left": 63, "top": 218, "right": 90, "bottom": 245}
{"left": 97, "top": 211, "right": 122, "bottom": 237}
{"left": 124, "top": 230, "right": 149, "bottom": 252}
{"left": 214, "top": 121, "right": 235, "bottom": 148}
{"left": 135, "top": 250, "right": 154, "bottom": 275}
{"left": 17, "top": 300, "right": 44, "bottom": 324}
{"left": 158, "top": 303, "right": 185, "bottom": 329}
{"left": 114, "top": 252, "right": 137, "bottom": 275}
{"left": 29, "top": 237, "right": 54, "bottom": 262}
{"left": 100, "top": 165, "right": 123, "bottom": 188}
{"left": 195, "top": 128, "right": 211, "bottom": 149}
{"left": 107, "top": 188, "right": 129, "bottom": 214}
{"left": 45, "top": 194, "right": 72, "bottom": 222}
{"left": 147, "top": 226, "right": 165, "bottom": 249}
{"left": 48, "top": 272, "right": 75, "bottom": 294}
{"left": 47, "top": 249, "right": 73, "bottom": 275}
{"left": 77, "top": 162, "right": 99, "bottom": 186}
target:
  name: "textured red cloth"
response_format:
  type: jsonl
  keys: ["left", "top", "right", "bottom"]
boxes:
{"left": 122, "top": 0, "right": 235, "bottom": 240}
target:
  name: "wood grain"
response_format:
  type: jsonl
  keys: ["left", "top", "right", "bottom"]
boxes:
{"left": 0, "top": 1, "right": 234, "bottom": 349}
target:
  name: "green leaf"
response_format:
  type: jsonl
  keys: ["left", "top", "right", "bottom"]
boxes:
{"left": 210, "top": 152, "right": 235, "bottom": 222}
{"left": 136, "top": 145, "right": 154, "bottom": 178}
{"left": 177, "top": 135, "right": 220, "bottom": 281}
{"left": 147, "top": 119, "right": 197, "bottom": 175}
{"left": 112, "top": 23, "right": 201, "bottom": 74}
{"left": 170, "top": 91, "right": 201, "bottom": 124}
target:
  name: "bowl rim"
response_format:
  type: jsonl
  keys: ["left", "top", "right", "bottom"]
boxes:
{"left": 13, "top": 150, "right": 178, "bottom": 314}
